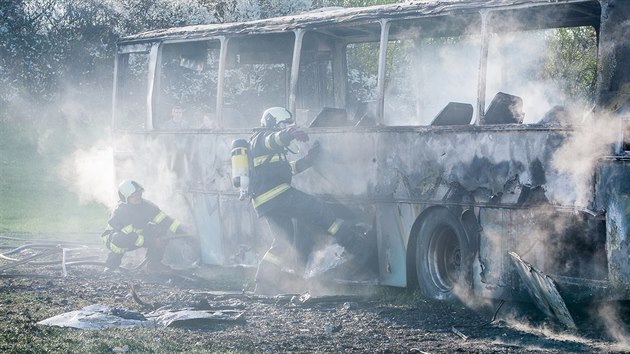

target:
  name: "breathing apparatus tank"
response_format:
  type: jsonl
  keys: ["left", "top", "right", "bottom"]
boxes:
{"left": 231, "top": 139, "right": 251, "bottom": 199}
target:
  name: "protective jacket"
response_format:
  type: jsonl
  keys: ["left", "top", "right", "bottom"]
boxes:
{"left": 102, "top": 199, "right": 181, "bottom": 255}
{"left": 249, "top": 128, "right": 313, "bottom": 216}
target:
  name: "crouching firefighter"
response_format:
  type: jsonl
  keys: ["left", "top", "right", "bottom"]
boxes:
{"left": 236, "top": 107, "right": 372, "bottom": 294}
{"left": 101, "top": 180, "right": 186, "bottom": 273}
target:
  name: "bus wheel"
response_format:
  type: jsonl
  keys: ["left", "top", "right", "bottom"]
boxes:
{"left": 415, "top": 208, "right": 472, "bottom": 301}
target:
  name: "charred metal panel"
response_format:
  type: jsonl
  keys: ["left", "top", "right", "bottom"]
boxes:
{"left": 595, "top": 159, "right": 630, "bottom": 297}
{"left": 373, "top": 127, "right": 571, "bottom": 206}
{"left": 289, "top": 126, "right": 599, "bottom": 297}
{"left": 478, "top": 205, "right": 609, "bottom": 301}
{"left": 121, "top": 1, "right": 599, "bottom": 43}
{"left": 509, "top": 252, "right": 577, "bottom": 329}
{"left": 476, "top": 207, "right": 555, "bottom": 301}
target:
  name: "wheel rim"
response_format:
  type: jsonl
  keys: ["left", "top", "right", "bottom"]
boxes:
{"left": 427, "top": 225, "right": 461, "bottom": 293}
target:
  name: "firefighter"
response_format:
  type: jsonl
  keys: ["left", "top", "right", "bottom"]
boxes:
{"left": 101, "top": 180, "right": 185, "bottom": 273}
{"left": 249, "top": 107, "right": 371, "bottom": 294}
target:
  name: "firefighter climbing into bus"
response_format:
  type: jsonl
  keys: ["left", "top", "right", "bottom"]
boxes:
{"left": 231, "top": 107, "right": 376, "bottom": 294}
{"left": 100, "top": 179, "right": 191, "bottom": 274}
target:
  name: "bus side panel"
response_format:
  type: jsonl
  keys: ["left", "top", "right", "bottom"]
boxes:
{"left": 192, "top": 192, "right": 222, "bottom": 265}
{"left": 376, "top": 203, "right": 423, "bottom": 287}
{"left": 476, "top": 208, "right": 548, "bottom": 301}
{"left": 290, "top": 131, "right": 379, "bottom": 197}
{"left": 597, "top": 160, "right": 630, "bottom": 296}
{"left": 193, "top": 133, "right": 272, "bottom": 267}
{"left": 371, "top": 127, "right": 606, "bottom": 298}
{"left": 374, "top": 129, "right": 570, "bottom": 207}
{"left": 219, "top": 195, "right": 271, "bottom": 266}
{"left": 112, "top": 132, "right": 271, "bottom": 267}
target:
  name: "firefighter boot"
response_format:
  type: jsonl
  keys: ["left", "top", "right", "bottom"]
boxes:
{"left": 104, "top": 252, "right": 123, "bottom": 273}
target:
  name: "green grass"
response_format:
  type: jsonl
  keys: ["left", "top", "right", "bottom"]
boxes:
{"left": 0, "top": 116, "right": 108, "bottom": 236}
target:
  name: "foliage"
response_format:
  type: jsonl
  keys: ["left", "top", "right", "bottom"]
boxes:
{"left": 0, "top": 0, "right": 217, "bottom": 125}
{"left": 543, "top": 26, "right": 598, "bottom": 103}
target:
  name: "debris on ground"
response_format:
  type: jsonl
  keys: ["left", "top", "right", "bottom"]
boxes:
{"left": 37, "top": 304, "right": 246, "bottom": 330}
{"left": 2, "top": 234, "right": 630, "bottom": 352}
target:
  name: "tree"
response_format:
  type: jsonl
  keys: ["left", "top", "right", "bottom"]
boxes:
{"left": 0, "top": 0, "right": 216, "bottom": 128}
{"left": 543, "top": 27, "right": 597, "bottom": 103}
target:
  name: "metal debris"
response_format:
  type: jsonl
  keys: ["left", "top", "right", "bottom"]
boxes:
{"left": 304, "top": 243, "right": 348, "bottom": 278}
{"left": 37, "top": 304, "right": 155, "bottom": 330}
{"left": 148, "top": 308, "right": 245, "bottom": 328}
{"left": 0, "top": 238, "right": 106, "bottom": 276}
{"left": 0, "top": 249, "right": 59, "bottom": 272}
{"left": 451, "top": 326, "right": 468, "bottom": 340}
{"left": 509, "top": 251, "right": 577, "bottom": 329}
{"left": 37, "top": 304, "right": 246, "bottom": 330}
{"left": 128, "top": 282, "right": 158, "bottom": 311}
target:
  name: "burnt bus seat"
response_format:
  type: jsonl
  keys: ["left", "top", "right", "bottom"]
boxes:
{"left": 430, "top": 102, "right": 474, "bottom": 126}
{"left": 308, "top": 107, "right": 351, "bottom": 127}
{"left": 484, "top": 92, "right": 524, "bottom": 124}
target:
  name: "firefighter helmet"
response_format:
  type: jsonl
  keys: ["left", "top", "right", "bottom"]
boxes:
{"left": 260, "top": 107, "right": 294, "bottom": 128}
{"left": 118, "top": 179, "right": 144, "bottom": 204}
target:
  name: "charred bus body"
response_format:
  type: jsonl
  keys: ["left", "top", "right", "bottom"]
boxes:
{"left": 112, "top": 0, "right": 630, "bottom": 308}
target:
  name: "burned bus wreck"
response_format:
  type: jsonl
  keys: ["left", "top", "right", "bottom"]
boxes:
{"left": 111, "top": 0, "right": 630, "bottom": 317}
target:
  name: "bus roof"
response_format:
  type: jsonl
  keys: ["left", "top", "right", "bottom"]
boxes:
{"left": 120, "top": 0, "right": 599, "bottom": 43}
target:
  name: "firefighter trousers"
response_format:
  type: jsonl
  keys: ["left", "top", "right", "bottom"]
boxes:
{"left": 255, "top": 188, "right": 366, "bottom": 288}
{"left": 104, "top": 231, "right": 165, "bottom": 270}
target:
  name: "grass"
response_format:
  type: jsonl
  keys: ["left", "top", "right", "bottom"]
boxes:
{"left": 0, "top": 116, "right": 108, "bottom": 237}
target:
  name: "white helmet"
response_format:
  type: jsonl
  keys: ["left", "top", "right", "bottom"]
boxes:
{"left": 260, "top": 107, "right": 294, "bottom": 128}
{"left": 118, "top": 180, "right": 144, "bottom": 203}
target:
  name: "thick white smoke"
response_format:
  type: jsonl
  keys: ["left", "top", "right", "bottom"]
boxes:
{"left": 59, "top": 140, "right": 116, "bottom": 208}
{"left": 551, "top": 111, "right": 618, "bottom": 207}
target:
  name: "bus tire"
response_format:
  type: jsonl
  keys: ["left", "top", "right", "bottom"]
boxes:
{"left": 415, "top": 208, "right": 472, "bottom": 301}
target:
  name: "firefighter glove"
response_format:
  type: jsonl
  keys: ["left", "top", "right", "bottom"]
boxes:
{"left": 287, "top": 127, "right": 309, "bottom": 142}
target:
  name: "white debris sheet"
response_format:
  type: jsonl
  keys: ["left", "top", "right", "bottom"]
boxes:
{"left": 37, "top": 304, "right": 245, "bottom": 330}
{"left": 304, "top": 243, "right": 347, "bottom": 278}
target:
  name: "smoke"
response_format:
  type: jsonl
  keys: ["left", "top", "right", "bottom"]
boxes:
{"left": 58, "top": 140, "right": 116, "bottom": 208}
{"left": 495, "top": 302, "right": 630, "bottom": 352}
{"left": 551, "top": 110, "right": 617, "bottom": 207}
{"left": 486, "top": 29, "right": 567, "bottom": 123}
{"left": 501, "top": 313, "right": 592, "bottom": 345}
{"left": 109, "top": 135, "right": 194, "bottom": 227}
{"left": 593, "top": 302, "right": 630, "bottom": 351}
{"left": 382, "top": 26, "right": 480, "bottom": 125}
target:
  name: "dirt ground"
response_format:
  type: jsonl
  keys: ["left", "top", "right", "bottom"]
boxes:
{"left": 1, "top": 242, "right": 630, "bottom": 353}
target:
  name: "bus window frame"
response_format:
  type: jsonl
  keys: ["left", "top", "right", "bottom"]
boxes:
{"left": 112, "top": 44, "right": 152, "bottom": 133}
{"left": 151, "top": 38, "right": 223, "bottom": 132}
